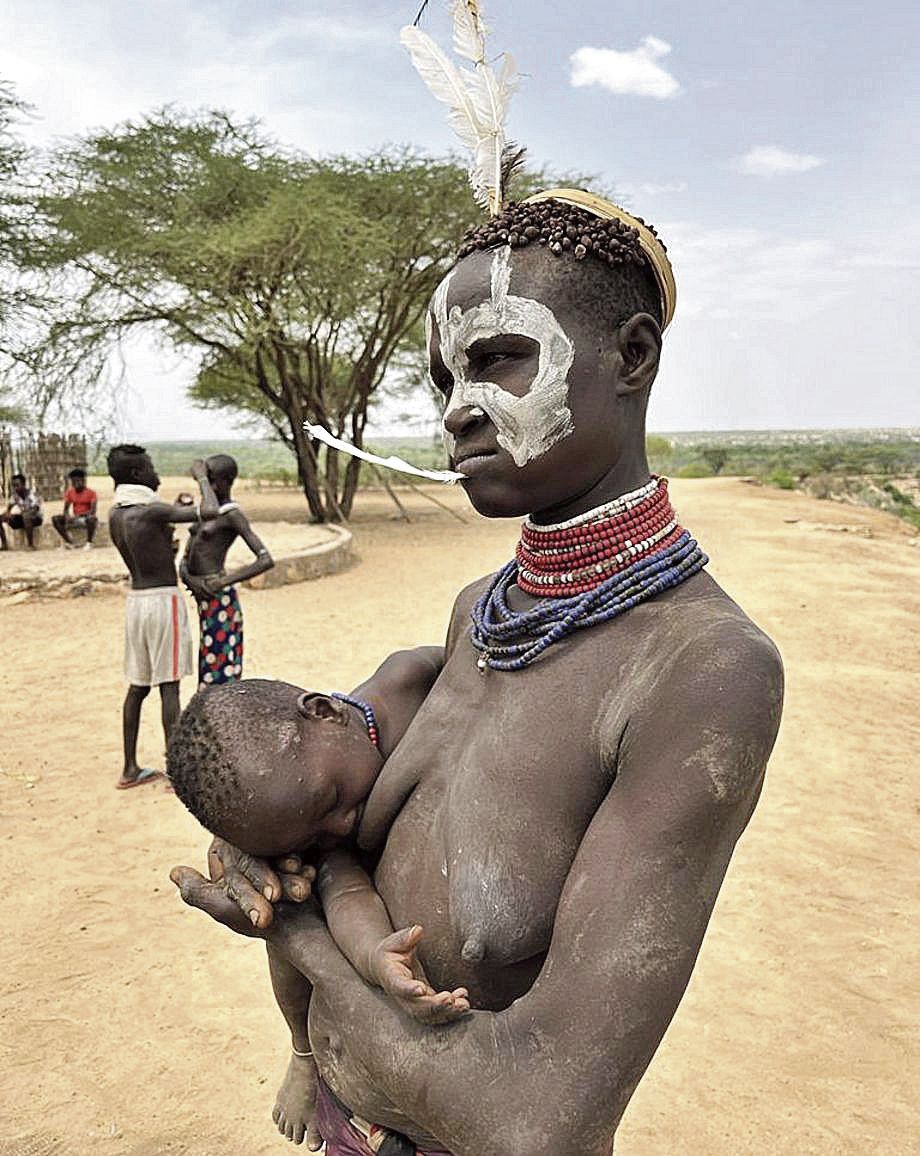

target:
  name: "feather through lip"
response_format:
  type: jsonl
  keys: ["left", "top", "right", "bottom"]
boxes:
{"left": 304, "top": 423, "right": 463, "bottom": 484}
{"left": 400, "top": 0, "right": 521, "bottom": 216}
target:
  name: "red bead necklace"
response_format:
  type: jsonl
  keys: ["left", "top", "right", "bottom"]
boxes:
{"left": 517, "top": 477, "right": 685, "bottom": 598}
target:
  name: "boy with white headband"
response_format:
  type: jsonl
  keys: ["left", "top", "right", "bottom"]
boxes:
{"left": 107, "top": 444, "right": 219, "bottom": 789}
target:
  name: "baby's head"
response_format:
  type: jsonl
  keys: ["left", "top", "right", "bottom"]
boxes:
{"left": 167, "top": 679, "right": 383, "bottom": 857}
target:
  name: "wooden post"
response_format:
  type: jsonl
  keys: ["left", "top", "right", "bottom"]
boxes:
{"left": 371, "top": 465, "right": 412, "bottom": 522}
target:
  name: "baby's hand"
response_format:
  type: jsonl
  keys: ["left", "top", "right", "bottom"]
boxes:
{"left": 372, "top": 925, "right": 470, "bottom": 1025}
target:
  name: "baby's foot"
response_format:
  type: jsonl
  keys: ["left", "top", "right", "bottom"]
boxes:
{"left": 272, "top": 1053, "right": 321, "bottom": 1148}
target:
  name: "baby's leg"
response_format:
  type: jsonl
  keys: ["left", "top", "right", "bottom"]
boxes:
{"left": 267, "top": 944, "right": 322, "bottom": 1149}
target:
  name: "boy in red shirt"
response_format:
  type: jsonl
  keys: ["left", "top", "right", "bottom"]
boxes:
{"left": 52, "top": 467, "right": 98, "bottom": 549}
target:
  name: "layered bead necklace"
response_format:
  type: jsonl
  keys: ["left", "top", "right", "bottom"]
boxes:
{"left": 470, "top": 477, "right": 707, "bottom": 672}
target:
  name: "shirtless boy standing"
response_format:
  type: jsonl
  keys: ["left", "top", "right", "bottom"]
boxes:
{"left": 106, "top": 444, "right": 219, "bottom": 789}
{"left": 179, "top": 453, "right": 274, "bottom": 688}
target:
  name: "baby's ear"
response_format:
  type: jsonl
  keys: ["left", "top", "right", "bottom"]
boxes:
{"left": 297, "top": 692, "right": 349, "bottom": 725}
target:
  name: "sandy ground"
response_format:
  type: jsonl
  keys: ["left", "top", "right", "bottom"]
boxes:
{"left": 1, "top": 479, "right": 917, "bottom": 1156}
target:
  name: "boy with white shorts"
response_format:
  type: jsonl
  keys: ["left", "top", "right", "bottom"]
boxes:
{"left": 106, "top": 444, "right": 219, "bottom": 789}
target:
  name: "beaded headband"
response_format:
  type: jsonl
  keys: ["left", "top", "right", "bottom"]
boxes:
{"left": 523, "top": 189, "right": 677, "bottom": 332}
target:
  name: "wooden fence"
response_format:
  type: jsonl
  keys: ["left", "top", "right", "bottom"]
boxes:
{"left": 0, "top": 430, "right": 87, "bottom": 500}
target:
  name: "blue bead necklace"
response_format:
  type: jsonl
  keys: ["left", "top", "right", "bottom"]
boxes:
{"left": 330, "top": 692, "right": 380, "bottom": 748}
{"left": 470, "top": 528, "right": 708, "bottom": 673}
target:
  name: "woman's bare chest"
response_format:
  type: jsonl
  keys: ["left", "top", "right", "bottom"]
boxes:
{"left": 372, "top": 664, "right": 620, "bottom": 977}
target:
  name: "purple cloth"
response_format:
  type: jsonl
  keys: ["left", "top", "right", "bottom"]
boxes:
{"left": 315, "top": 1078, "right": 453, "bottom": 1156}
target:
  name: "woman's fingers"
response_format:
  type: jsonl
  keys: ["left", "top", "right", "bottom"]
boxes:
{"left": 169, "top": 866, "right": 264, "bottom": 936}
{"left": 278, "top": 871, "right": 314, "bottom": 902}
{"left": 211, "top": 838, "right": 284, "bottom": 903}
{"left": 222, "top": 863, "right": 275, "bottom": 928}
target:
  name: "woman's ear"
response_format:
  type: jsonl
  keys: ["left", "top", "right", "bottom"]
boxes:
{"left": 614, "top": 313, "right": 662, "bottom": 397}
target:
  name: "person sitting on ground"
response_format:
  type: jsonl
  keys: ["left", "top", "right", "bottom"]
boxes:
{"left": 107, "top": 443, "right": 219, "bottom": 790}
{"left": 0, "top": 473, "right": 43, "bottom": 550}
{"left": 179, "top": 454, "right": 274, "bottom": 688}
{"left": 51, "top": 467, "right": 98, "bottom": 549}
{"left": 167, "top": 649, "right": 465, "bottom": 1150}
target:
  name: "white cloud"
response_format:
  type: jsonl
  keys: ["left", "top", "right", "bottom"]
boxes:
{"left": 570, "top": 37, "right": 681, "bottom": 100}
{"left": 647, "top": 217, "right": 920, "bottom": 429}
{"left": 622, "top": 179, "right": 688, "bottom": 197}
{"left": 735, "top": 146, "right": 825, "bottom": 177}
{"left": 0, "top": 0, "right": 392, "bottom": 152}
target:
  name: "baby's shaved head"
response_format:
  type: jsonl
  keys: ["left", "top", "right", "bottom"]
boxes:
{"left": 167, "top": 685, "right": 248, "bottom": 833}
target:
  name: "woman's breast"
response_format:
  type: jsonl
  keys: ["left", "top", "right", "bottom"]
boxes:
{"left": 375, "top": 733, "right": 611, "bottom": 998}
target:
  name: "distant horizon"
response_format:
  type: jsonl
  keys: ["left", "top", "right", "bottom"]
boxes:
{"left": 124, "top": 426, "right": 920, "bottom": 443}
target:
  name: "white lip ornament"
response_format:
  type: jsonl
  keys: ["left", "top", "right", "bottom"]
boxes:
{"left": 434, "top": 246, "right": 576, "bottom": 468}
{"left": 303, "top": 424, "right": 463, "bottom": 484}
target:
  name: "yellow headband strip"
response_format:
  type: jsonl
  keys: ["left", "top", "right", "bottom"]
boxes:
{"left": 523, "top": 188, "right": 677, "bottom": 332}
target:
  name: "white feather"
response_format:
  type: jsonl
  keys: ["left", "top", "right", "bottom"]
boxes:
{"left": 304, "top": 423, "right": 463, "bottom": 484}
{"left": 497, "top": 52, "right": 519, "bottom": 102}
{"left": 401, "top": 5, "right": 518, "bottom": 216}
{"left": 466, "top": 65, "right": 505, "bottom": 213}
{"left": 400, "top": 27, "right": 483, "bottom": 152}
{"left": 451, "top": 0, "right": 487, "bottom": 64}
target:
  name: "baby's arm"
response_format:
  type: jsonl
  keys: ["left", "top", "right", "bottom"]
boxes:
{"left": 198, "top": 511, "right": 275, "bottom": 595}
{"left": 317, "top": 849, "right": 469, "bottom": 1025}
{"left": 353, "top": 645, "right": 444, "bottom": 756}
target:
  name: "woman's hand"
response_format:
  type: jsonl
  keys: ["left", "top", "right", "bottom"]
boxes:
{"left": 170, "top": 837, "right": 316, "bottom": 934}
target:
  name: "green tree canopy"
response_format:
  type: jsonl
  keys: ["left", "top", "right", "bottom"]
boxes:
{"left": 21, "top": 109, "right": 532, "bottom": 517}
{"left": 0, "top": 78, "right": 30, "bottom": 424}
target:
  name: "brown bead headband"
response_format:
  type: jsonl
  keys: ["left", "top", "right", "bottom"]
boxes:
{"left": 524, "top": 189, "right": 677, "bottom": 331}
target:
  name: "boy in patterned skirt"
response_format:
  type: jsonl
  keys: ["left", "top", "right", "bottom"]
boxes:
{"left": 180, "top": 454, "right": 274, "bottom": 688}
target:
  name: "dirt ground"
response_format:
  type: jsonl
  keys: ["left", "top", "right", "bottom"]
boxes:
{"left": 1, "top": 478, "right": 917, "bottom": 1156}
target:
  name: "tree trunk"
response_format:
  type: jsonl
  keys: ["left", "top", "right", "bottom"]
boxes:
{"left": 325, "top": 446, "right": 340, "bottom": 514}
{"left": 340, "top": 456, "right": 362, "bottom": 518}
{"left": 290, "top": 419, "right": 328, "bottom": 522}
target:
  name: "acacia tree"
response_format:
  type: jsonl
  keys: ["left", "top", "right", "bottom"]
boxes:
{"left": 20, "top": 110, "right": 497, "bottom": 519}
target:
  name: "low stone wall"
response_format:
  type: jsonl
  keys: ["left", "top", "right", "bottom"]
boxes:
{"left": 247, "top": 525, "right": 355, "bottom": 589}
{"left": 0, "top": 524, "right": 355, "bottom": 603}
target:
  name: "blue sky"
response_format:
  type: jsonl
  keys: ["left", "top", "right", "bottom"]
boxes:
{"left": 1, "top": 0, "right": 917, "bottom": 437}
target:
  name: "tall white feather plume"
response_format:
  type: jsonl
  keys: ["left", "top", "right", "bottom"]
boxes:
{"left": 451, "top": 0, "right": 488, "bottom": 65}
{"left": 401, "top": 0, "right": 518, "bottom": 216}
{"left": 400, "top": 27, "right": 483, "bottom": 154}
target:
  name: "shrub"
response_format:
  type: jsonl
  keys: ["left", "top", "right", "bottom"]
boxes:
{"left": 701, "top": 447, "right": 730, "bottom": 475}
{"left": 766, "top": 469, "right": 796, "bottom": 491}
{"left": 646, "top": 435, "right": 672, "bottom": 459}
{"left": 677, "top": 462, "right": 714, "bottom": 479}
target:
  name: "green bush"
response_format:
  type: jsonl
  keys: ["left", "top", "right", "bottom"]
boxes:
{"left": 766, "top": 468, "right": 796, "bottom": 490}
{"left": 646, "top": 435, "right": 672, "bottom": 458}
{"left": 677, "top": 462, "right": 714, "bottom": 479}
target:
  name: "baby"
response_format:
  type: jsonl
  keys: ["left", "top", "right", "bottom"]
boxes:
{"left": 167, "top": 646, "right": 468, "bottom": 1147}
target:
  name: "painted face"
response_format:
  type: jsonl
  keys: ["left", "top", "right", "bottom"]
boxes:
{"left": 430, "top": 246, "right": 576, "bottom": 468}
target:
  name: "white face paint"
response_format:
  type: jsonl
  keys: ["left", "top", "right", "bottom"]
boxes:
{"left": 430, "top": 247, "right": 576, "bottom": 468}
